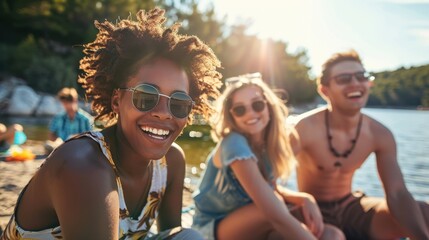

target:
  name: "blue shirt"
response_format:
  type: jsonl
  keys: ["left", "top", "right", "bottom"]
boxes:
{"left": 192, "top": 131, "right": 274, "bottom": 228}
{"left": 49, "top": 109, "right": 92, "bottom": 141}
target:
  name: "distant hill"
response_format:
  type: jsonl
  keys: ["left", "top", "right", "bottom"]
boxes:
{"left": 368, "top": 64, "right": 429, "bottom": 108}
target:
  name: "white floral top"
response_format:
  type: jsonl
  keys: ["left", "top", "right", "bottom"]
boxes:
{"left": 1, "top": 131, "right": 167, "bottom": 240}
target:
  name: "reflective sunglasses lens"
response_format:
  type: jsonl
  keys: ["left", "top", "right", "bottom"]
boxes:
{"left": 232, "top": 106, "right": 246, "bottom": 117}
{"left": 225, "top": 77, "right": 240, "bottom": 86}
{"left": 169, "top": 92, "right": 193, "bottom": 118}
{"left": 252, "top": 100, "right": 266, "bottom": 112}
{"left": 133, "top": 85, "right": 159, "bottom": 111}
{"left": 336, "top": 74, "right": 352, "bottom": 85}
{"left": 356, "top": 72, "right": 369, "bottom": 82}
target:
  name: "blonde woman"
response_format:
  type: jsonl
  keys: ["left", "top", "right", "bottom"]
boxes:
{"left": 192, "top": 73, "right": 344, "bottom": 240}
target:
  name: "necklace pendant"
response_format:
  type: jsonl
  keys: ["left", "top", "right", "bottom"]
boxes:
{"left": 325, "top": 110, "right": 363, "bottom": 160}
{"left": 334, "top": 161, "right": 342, "bottom": 167}
{"left": 343, "top": 150, "right": 351, "bottom": 158}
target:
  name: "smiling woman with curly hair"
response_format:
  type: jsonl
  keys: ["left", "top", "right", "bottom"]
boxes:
{"left": 79, "top": 8, "right": 221, "bottom": 127}
{"left": 1, "top": 8, "right": 221, "bottom": 240}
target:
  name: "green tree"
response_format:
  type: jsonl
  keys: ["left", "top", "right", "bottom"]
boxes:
{"left": 0, "top": 0, "right": 157, "bottom": 94}
{"left": 215, "top": 24, "right": 316, "bottom": 104}
{"left": 370, "top": 64, "right": 429, "bottom": 107}
{"left": 0, "top": 0, "right": 319, "bottom": 105}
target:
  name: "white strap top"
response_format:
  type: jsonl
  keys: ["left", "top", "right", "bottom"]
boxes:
{"left": 1, "top": 131, "right": 167, "bottom": 240}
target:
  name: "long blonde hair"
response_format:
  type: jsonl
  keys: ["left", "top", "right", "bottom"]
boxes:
{"left": 211, "top": 73, "right": 295, "bottom": 180}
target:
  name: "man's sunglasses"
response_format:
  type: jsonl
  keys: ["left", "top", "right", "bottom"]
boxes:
{"left": 331, "top": 72, "right": 375, "bottom": 85}
{"left": 230, "top": 99, "right": 267, "bottom": 117}
{"left": 117, "top": 84, "right": 194, "bottom": 118}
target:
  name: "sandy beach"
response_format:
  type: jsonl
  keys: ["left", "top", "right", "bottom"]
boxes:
{"left": 0, "top": 158, "right": 44, "bottom": 230}
{"left": 0, "top": 141, "right": 194, "bottom": 232}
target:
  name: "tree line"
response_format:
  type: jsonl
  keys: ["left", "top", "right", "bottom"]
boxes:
{"left": 0, "top": 0, "right": 428, "bottom": 107}
{"left": 370, "top": 65, "right": 429, "bottom": 108}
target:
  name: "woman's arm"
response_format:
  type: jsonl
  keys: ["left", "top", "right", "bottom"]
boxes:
{"left": 230, "top": 159, "right": 317, "bottom": 239}
{"left": 276, "top": 185, "right": 324, "bottom": 238}
{"left": 156, "top": 142, "right": 185, "bottom": 231}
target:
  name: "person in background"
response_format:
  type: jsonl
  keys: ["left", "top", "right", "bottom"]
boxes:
{"left": 1, "top": 8, "right": 221, "bottom": 239}
{"left": 192, "top": 73, "right": 344, "bottom": 240}
{"left": 290, "top": 49, "right": 429, "bottom": 239}
{"left": 0, "top": 123, "right": 25, "bottom": 152}
{"left": 46, "top": 87, "right": 92, "bottom": 150}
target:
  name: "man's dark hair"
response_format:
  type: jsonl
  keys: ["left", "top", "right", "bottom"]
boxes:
{"left": 57, "top": 87, "right": 78, "bottom": 102}
{"left": 318, "top": 49, "right": 363, "bottom": 86}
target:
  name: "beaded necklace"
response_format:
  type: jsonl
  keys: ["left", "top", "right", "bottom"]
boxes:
{"left": 325, "top": 109, "right": 362, "bottom": 167}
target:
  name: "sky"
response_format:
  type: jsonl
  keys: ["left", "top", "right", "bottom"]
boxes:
{"left": 200, "top": 0, "right": 429, "bottom": 76}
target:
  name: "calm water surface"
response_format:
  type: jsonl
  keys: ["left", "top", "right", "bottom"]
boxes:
{"left": 1, "top": 108, "right": 428, "bottom": 200}
{"left": 357, "top": 108, "right": 429, "bottom": 200}
{"left": 286, "top": 108, "right": 429, "bottom": 201}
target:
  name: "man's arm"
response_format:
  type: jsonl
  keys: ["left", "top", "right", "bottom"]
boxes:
{"left": 48, "top": 115, "right": 61, "bottom": 141}
{"left": 0, "top": 125, "right": 14, "bottom": 142}
{"left": 375, "top": 124, "right": 429, "bottom": 239}
{"left": 48, "top": 132, "right": 59, "bottom": 141}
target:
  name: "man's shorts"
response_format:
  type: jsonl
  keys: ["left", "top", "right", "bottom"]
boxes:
{"left": 316, "top": 191, "right": 384, "bottom": 240}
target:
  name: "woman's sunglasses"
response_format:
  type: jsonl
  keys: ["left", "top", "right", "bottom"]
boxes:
{"left": 331, "top": 71, "right": 375, "bottom": 85}
{"left": 225, "top": 72, "right": 262, "bottom": 87}
{"left": 230, "top": 99, "right": 267, "bottom": 117}
{"left": 117, "top": 84, "right": 194, "bottom": 118}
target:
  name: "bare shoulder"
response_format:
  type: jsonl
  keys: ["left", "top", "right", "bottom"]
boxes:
{"left": 293, "top": 107, "right": 326, "bottom": 143}
{"left": 365, "top": 114, "right": 394, "bottom": 139}
{"left": 364, "top": 114, "right": 397, "bottom": 155}
{"left": 294, "top": 107, "right": 325, "bottom": 129}
{"left": 164, "top": 142, "right": 186, "bottom": 181}
{"left": 44, "top": 137, "right": 115, "bottom": 187}
{"left": 166, "top": 142, "right": 185, "bottom": 158}
{"left": 165, "top": 142, "right": 185, "bottom": 166}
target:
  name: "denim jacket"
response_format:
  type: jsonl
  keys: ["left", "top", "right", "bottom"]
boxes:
{"left": 192, "top": 131, "right": 274, "bottom": 230}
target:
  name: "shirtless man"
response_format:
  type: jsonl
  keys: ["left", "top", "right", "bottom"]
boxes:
{"left": 290, "top": 50, "right": 429, "bottom": 239}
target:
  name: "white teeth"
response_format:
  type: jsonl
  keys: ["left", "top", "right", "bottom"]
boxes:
{"left": 141, "top": 126, "right": 170, "bottom": 136}
{"left": 347, "top": 91, "right": 362, "bottom": 97}
{"left": 246, "top": 118, "right": 259, "bottom": 124}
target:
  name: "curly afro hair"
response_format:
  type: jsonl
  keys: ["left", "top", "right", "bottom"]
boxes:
{"left": 78, "top": 8, "right": 222, "bottom": 127}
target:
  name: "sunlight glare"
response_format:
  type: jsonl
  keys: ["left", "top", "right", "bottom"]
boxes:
{"left": 211, "top": 0, "right": 328, "bottom": 74}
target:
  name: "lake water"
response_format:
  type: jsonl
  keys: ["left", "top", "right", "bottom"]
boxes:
{"left": 1, "top": 108, "right": 428, "bottom": 201}
{"left": 286, "top": 108, "right": 429, "bottom": 201}
{"left": 356, "top": 108, "right": 429, "bottom": 201}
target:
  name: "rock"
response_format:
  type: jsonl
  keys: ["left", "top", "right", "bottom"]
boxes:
{"left": 7, "top": 86, "right": 41, "bottom": 115}
{"left": 0, "top": 77, "right": 27, "bottom": 113}
{"left": 1, "top": 76, "right": 94, "bottom": 117}
{"left": 0, "top": 77, "right": 26, "bottom": 100}
{"left": 35, "top": 95, "right": 63, "bottom": 116}
{"left": 0, "top": 82, "right": 13, "bottom": 102}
